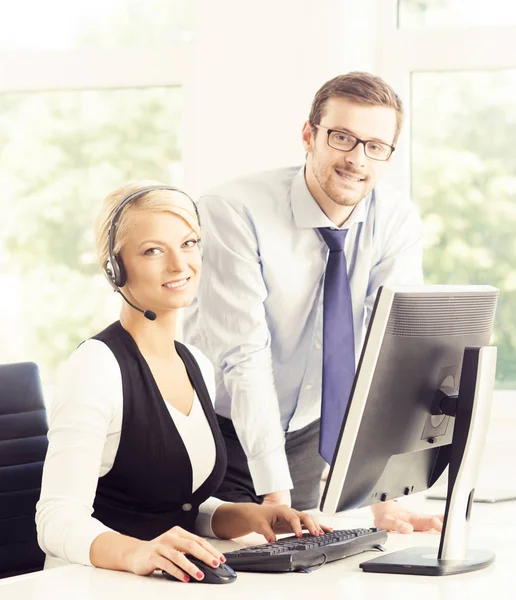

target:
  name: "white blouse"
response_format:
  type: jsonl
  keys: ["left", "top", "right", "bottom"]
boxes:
{"left": 36, "top": 338, "right": 225, "bottom": 568}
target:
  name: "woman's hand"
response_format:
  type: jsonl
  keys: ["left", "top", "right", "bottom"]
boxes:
{"left": 212, "top": 502, "right": 333, "bottom": 541}
{"left": 244, "top": 503, "right": 334, "bottom": 542}
{"left": 90, "top": 527, "right": 226, "bottom": 582}
{"left": 118, "top": 526, "right": 225, "bottom": 582}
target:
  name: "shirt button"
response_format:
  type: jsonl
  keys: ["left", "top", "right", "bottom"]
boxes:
{"left": 182, "top": 503, "right": 192, "bottom": 512}
{"left": 305, "top": 384, "right": 312, "bottom": 390}
{"left": 315, "top": 343, "right": 322, "bottom": 350}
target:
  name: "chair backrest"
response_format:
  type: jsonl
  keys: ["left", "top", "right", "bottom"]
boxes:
{"left": 0, "top": 362, "right": 48, "bottom": 579}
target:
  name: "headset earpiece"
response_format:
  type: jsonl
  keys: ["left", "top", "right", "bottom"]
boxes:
{"left": 105, "top": 256, "right": 126, "bottom": 289}
{"left": 114, "top": 255, "right": 127, "bottom": 288}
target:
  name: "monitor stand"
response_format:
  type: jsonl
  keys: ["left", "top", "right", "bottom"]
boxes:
{"left": 360, "top": 345, "right": 497, "bottom": 576}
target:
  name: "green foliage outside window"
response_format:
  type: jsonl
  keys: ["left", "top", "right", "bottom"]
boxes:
{"left": 412, "top": 70, "right": 516, "bottom": 388}
{"left": 0, "top": 0, "right": 189, "bottom": 383}
{"left": 0, "top": 88, "right": 183, "bottom": 381}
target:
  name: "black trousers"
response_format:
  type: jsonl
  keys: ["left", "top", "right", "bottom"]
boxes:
{"left": 215, "top": 415, "right": 326, "bottom": 511}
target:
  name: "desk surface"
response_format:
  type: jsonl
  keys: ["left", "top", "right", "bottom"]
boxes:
{"left": 1, "top": 499, "right": 514, "bottom": 599}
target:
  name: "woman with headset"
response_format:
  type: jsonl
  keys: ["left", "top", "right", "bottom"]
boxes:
{"left": 36, "top": 182, "right": 330, "bottom": 583}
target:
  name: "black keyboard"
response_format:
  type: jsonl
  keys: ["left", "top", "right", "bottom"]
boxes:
{"left": 224, "top": 527, "right": 387, "bottom": 573}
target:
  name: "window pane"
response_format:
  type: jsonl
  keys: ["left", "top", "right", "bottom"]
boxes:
{"left": 399, "top": 0, "right": 516, "bottom": 28}
{"left": 411, "top": 70, "right": 516, "bottom": 388}
{"left": 0, "top": 0, "right": 192, "bottom": 51}
{"left": 0, "top": 87, "right": 183, "bottom": 385}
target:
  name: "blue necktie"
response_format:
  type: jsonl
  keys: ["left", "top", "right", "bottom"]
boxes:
{"left": 318, "top": 227, "right": 355, "bottom": 463}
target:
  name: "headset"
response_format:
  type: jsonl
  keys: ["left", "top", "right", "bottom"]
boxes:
{"left": 104, "top": 184, "right": 201, "bottom": 321}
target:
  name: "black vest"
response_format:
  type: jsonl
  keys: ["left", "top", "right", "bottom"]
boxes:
{"left": 90, "top": 321, "right": 227, "bottom": 540}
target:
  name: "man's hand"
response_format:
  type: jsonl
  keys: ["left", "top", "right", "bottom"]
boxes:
{"left": 262, "top": 490, "right": 291, "bottom": 507}
{"left": 371, "top": 501, "right": 444, "bottom": 534}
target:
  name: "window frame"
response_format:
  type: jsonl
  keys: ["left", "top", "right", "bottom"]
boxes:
{"left": 375, "top": 0, "right": 516, "bottom": 198}
{"left": 0, "top": 45, "right": 190, "bottom": 93}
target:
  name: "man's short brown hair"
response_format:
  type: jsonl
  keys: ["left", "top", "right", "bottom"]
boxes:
{"left": 308, "top": 71, "right": 404, "bottom": 145}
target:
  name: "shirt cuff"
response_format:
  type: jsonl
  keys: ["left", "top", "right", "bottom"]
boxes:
{"left": 247, "top": 450, "right": 293, "bottom": 496}
{"left": 195, "top": 497, "right": 228, "bottom": 538}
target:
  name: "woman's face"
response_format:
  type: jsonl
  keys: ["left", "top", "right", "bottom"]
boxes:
{"left": 119, "top": 210, "right": 202, "bottom": 314}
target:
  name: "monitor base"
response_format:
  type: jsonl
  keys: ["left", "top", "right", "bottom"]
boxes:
{"left": 360, "top": 547, "right": 495, "bottom": 576}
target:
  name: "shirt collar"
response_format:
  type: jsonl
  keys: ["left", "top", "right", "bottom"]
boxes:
{"left": 290, "top": 165, "right": 371, "bottom": 230}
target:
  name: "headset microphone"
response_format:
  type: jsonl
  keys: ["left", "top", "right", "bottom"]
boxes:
{"left": 104, "top": 259, "right": 157, "bottom": 320}
{"left": 117, "top": 289, "right": 157, "bottom": 321}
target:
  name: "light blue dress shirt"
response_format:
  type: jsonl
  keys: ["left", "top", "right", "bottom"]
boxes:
{"left": 183, "top": 166, "right": 423, "bottom": 495}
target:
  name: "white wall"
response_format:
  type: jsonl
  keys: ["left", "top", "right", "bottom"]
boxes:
{"left": 184, "top": 0, "right": 379, "bottom": 196}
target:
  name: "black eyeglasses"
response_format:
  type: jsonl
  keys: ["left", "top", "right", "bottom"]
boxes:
{"left": 313, "top": 124, "right": 395, "bottom": 161}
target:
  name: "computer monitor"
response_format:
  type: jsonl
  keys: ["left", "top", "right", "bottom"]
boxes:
{"left": 320, "top": 285, "right": 499, "bottom": 576}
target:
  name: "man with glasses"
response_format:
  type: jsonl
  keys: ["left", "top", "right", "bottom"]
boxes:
{"left": 184, "top": 72, "right": 442, "bottom": 534}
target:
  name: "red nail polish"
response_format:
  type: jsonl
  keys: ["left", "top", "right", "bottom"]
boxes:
{"left": 196, "top": 571, "right": 204, "bottom": 579}
{"left": 297, "top": 532, "right": 303, "bottom": 538}
{"left": 268, "top": 537, "right": 274, "bottom": 543}
{"left": 184, "top": 575, "right": 190, "bottom": 582}
{"left": 212, "top": 560, "right": 219, "bottom": 566}
{"left": 220, "top": 556, "right": 226, "bottom": 563}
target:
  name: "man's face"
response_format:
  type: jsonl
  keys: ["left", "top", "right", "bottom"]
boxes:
{"left": 303, "top": 97, "right": 397, "bottom": 209}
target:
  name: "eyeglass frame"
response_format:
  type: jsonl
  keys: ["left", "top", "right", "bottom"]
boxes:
{"left": 311, "top": 123, "right": 396, "bottom": 161}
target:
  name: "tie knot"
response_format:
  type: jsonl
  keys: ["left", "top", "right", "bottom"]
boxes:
{"left": 318, "top": 227, "right": 347, "bottom": 252}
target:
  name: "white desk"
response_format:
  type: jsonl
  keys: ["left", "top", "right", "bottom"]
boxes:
{"left": 1, "top": 498, "right": 514, "bottom": 600}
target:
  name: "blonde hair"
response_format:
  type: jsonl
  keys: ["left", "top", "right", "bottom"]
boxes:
{"left": 309, "top": 71, "right": 404, "bottom": 145}
{"left": 95, "top": 180, "right": 200, "bottom": 271}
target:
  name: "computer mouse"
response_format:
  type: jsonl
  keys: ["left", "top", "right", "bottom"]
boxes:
{"left": 162, "top": 555, "right": 237, "bottom": 584}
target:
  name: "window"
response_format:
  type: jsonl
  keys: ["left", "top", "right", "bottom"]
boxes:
{"left": 411, "top": 70, "right": 516, "bottom": 388}
{"left": 398, "top": 0, "right": 516, "bottom": 28}
{"left": 377, "top": 0, "right": 516, "bottom": 389}
{"left": 0, "top": 0, "right": 190, "bottom": 391}
{"left": 0, "top": 0, "right": 192, "bottom": 51}
{"left": 0, "top": 87, "right": 183, "bottom": 383}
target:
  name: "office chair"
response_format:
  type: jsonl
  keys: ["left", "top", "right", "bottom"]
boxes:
{"left": 0, "top": 362, "right": 48, "bottom": 579}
